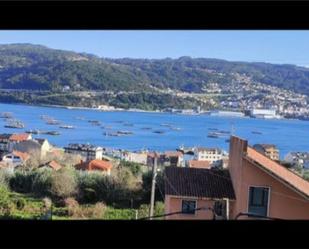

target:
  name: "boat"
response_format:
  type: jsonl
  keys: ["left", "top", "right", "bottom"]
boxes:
{"left": 59, "top": 125, "right": 75, "bottom": 129}
{"left": 141, "top": 127, "right": 152, "bottom": 130}
{"left": 88, "top": 120, "right": 101, "bottom": 126}
{"left": 26, "top": 129, "right": 42, "bottom": 134}
{"left": 207, "top": 133, "right": 220, "bottom": 138}
{"left": 218, "top": 130, "right": 230, "bottom": 134}
{"left": 0, "top": 112, "right": 13, "bottom": 119}
{"left": 160, "top": 123, "right": 172, "bottom": 127}
{"left": 252, "top": 131, "right": 263, "bottom": 135}
{"left": 171, "top": 127, "right": 181, "bottom": 131}
{"left": 4, "top": 120, "right": 25, "bottom": 129}
{"left": 103, "top": 132, "right": 121, "bottom": 137}
{"left": 46, "top": 119, "right": 61, "bottom": 125}
{"left": 153, "top": 130, "right": 165, "bottom": 134}
{"left": 117, "top": 130, "right": 133, "bottom": 135}
{"left": 45, "top": 131, "right": 60, "bottom": 136}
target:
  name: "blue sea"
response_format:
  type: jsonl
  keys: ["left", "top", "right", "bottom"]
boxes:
{"left": 0, "top": 103, "right": 309, "bottom": 159}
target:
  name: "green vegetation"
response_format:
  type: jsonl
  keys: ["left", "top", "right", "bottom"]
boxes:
{"left": 0, "top": 161, "right": 166, "bottom": 220}
{"left": 1, "top": 44, "right": 309, "bottom": 109}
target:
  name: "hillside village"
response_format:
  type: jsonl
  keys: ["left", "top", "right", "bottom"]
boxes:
{"left": 0, "top": 131, "right": 308, "bottom": 220}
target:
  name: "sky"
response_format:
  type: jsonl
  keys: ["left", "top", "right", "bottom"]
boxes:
{"left": 0, "top": 30, "right": 309, "bottom": 66}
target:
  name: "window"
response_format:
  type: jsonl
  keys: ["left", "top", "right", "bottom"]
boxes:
{"left": 182, "top": 200, "right": 196, "bottom": 214}
{"left": 248, "top": 186, "right": 269, "bottom": 217}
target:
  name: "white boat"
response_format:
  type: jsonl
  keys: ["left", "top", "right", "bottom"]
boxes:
{"left": 59, "top": 125, "right": 75, "bottom": 129}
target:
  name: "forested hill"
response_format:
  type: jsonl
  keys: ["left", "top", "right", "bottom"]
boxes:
{"left": 1, "top": 43, "right": 309, "bottom": 95}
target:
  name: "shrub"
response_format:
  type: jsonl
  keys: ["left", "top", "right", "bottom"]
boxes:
{"left": 0, "top": 169, "right": 12, "bottom": 189}
{"left": 50, "top": 167, "right": 78, "bottom": 199}
{"left": 9, "top": 170, "right": 35, "bottom": 193}
{"left": 64, "top": 198, "right": 106, "bottom": 219}
{"left": 118, "top": 160, "right": 142, "bottom": 177}
{"left": 137, "top": 202, "right": 165, "bottom": 220}
{"left": 32, "top": 169, "right": 52, "bottom": 196}
{"left": 0, "top": 186, "right": 11, "bottom": 215}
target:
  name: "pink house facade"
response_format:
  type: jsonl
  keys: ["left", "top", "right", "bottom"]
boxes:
{"left": 164, "top": 136, "right": 309, "bottom": 220}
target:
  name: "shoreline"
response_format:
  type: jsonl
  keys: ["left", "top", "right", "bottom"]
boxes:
{"left": 0, "top": 101, "right": 304, "bottom": 121}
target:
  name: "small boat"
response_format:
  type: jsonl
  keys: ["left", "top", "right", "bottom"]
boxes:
{"left": 103, "top": 132, "right": 121, "bottom": 137}
{"left": 117, "top": 130, "right": 133, "bottom": 135}
{"left": 218, "top": 130, "right": 230, "bottom": 134}
{"left": 171, "top": 127, "right": 181, "bottom": 131}
{"left": 26, "top": 129, "right": 42, "bottom": 134}
{"left": 141, "top": 127, "right": 152, "bottom": 130}
{"left": 45, "top": 131, "right": 60, "bottom": 136}
{"left": 4, "top": 120, "right": 24, "bottom": 129}
{"left": 207, "top": 132, "right": 220, "bottom": 138}
{"left": 0, "top": 112, "right": 13, "bottom": 119}
{"left": 46, "top": 119, "right": 61, "bottom": 125}
{"left": 88, "top": 120, "right": 101, "bottom": 126}
{"left": 153, "top": 130, "right": 165, "bottom": 134}
{"left": 252, "top": 131, "right": 263, "bottom": 135}
{"left": 59, "top": 125, "right": 75, "bottom": 129}
{"left": 160, "top": 123, "right": 172, "bottom": 127}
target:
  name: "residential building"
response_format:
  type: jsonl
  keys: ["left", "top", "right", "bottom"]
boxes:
{"left": 75, "top": 159, "right": 113, "bottom": 175}
{"left": 13, "top": 138, "right": 52, "bottom": 158}
{"left": 164, "top": 136, "right": 309, "bottom": 220}
{"left": 162, "top": 151, "right": 184, "bottom": 167}
{"left": 147, "top": 151, "right": 184, "bottom": 167}
{"left": 0, "top": 134, "right": 12, "bottom": 157}
{"left": 193, "top": 147, "right": 224, "bottom": 166}
{"left": 120, "top": 151, "right": 147, "bottom": 165}
{"left": 1, "top": 150, "right": 30, "bottom": 168}
{"left": 64, "top": 143, "right": 103, "bottom": 161}
{"left": 228, "top": 136, "right": 309, "bottom": 219}
{"left": 164, "top": 167, "right": 235, "bottom": 220}
{"left": 284, "top": 152, "right": 309, "bottom": 169}
{"left": 253, "top": 144, "right": 280, "bottom": 161}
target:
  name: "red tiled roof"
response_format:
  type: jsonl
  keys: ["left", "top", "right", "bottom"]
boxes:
{"left": 9, "top": 133, "right": 31, "bottom": 142}
{"left": 164, "top": 151, "right": 183, "bottom": 157}
{"left": 48, "top": 160, "right": 62, "bottom": 171}
{"left": 12, "top": 150, "right": 30, "bottom": 161}
{"left": 188, "top": 160, "right": 211, "bottom": 169}
{"left": 246, "top": 146, "right": 309, "bottom": 199}
{"left": 76, "top": 159, "right": 112, "bottom": 172}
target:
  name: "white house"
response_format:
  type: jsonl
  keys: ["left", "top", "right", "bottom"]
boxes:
{"left": 13, "top": 138, "right": 52, "bottom": 158}
{"left": 193, "top": 147, "right": 225, "bottom": 166}
{"left": 1, "top": 150, "right": 30, "bottom": 168}
{"left": 284, "top": 152, "right": 309, "bottom": 169}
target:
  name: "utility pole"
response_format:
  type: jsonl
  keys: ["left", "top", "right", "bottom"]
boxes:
{"left": 149, "top": 151, "right": 158, "bottom": 220}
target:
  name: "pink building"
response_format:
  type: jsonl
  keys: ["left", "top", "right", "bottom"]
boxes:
{"left": 164, "top": 136, "right": 309, "bottom": 220}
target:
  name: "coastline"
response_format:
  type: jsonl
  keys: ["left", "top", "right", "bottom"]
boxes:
{"left": 0, "top": 101, "right": 301, "bottom": 121}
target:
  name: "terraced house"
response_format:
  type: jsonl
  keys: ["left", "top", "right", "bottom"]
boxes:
{"left": 164, "top": 136, "right": 309, "bottom": 220}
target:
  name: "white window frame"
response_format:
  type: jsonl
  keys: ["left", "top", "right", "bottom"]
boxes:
{"left": 247, "top": 185, "right": 271, "bottom": 217}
